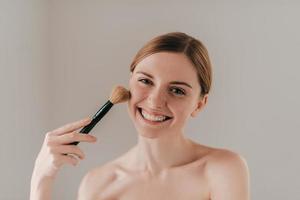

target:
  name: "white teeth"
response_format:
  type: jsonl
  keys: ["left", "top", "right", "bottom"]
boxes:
{"left": 141, "top": 109, "right": 167, "bottom": 122}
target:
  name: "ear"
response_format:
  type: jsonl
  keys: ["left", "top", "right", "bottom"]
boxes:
{"left": 191, "top": 94, "right": 208, "bottom": 118}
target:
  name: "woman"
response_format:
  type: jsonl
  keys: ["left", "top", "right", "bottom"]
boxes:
{"left": 30, "top": 32, "right": 250, "bottom": 200}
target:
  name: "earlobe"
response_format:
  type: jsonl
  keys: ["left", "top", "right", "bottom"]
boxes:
{"left": 191, "top": 103, "right": 202, "bottom": 118}
{"left": 191, "top": 94, "right": 208, "bottom": 118}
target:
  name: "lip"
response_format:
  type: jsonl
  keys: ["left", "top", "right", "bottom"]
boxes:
{"left": 137, "top": 107, "right": 173, "bottom": 119}
{"left": 137, "top": 107, "right": 172, "bottom": 125}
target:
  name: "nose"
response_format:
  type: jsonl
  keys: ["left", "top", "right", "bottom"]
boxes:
{"left": 147, "top": 88, "right": 166, "bottom": 109}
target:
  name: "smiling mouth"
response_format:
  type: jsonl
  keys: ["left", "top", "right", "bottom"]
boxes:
{"left": 137, "top": 107, "right": 172, "bottom": 122}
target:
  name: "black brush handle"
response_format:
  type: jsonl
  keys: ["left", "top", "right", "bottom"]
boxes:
{"left": 69, "top": 100, "right": 113, "bottom": 145}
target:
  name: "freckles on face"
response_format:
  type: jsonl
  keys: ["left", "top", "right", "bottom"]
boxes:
{"left": 128, "top": 72, "right": 198, "bottom": 125}
{"left": 127, "top": 52, "right": 202, "bottom": 132}
{"left": 127, "top": 76, "right": 144, "bottom": 119}
{"left": 129, "top": 76, "right": 147, "bottom": 101}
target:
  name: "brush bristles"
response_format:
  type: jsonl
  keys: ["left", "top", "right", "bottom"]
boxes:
{"left": 109, "top": 85, "right": 131, "bottom": 104}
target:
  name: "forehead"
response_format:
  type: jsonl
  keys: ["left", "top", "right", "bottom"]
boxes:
{"left": 134, "top": 52, "right": 198, "bottom": 83}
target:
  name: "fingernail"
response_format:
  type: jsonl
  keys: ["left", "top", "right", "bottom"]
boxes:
{"left": 86, "top": 117, "right": 92, "bottom": 122}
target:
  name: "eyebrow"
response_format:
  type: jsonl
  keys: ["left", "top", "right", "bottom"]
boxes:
{"left": 136, "top": 71, "right": 193, "bottom": 89}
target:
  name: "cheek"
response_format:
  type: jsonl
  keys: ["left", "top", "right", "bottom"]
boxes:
{"left": 128, "top": 80, "right": 147, "bottom": 109}
{"left": 172, "top": 100, "right": 196, "bottom": 120}
{"left": 174, "top": 102, "right": 190, "bottom": 116}
{"left": 127, "top": 81, "right": 149, "bottom": 121}
{"left": 130, "top": 83, "right": 146, "bottom": 101}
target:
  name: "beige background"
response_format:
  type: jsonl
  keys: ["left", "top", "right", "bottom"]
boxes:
{"left": 1, "top": 0, "right": 299, "bottom": 199}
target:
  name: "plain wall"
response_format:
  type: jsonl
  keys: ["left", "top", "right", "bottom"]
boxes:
{"left": 0, "top": 0, "right": 50, "bottom": 199}
{"left": 1, "top": 0, "right": 300, "bottom": 199}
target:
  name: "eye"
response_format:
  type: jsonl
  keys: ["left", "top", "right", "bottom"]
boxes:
{"left": 170, "top": 87, "right": 186, "bottom": 96}
{"left": 138, "top": 78, "right": 152, "bottom": 85}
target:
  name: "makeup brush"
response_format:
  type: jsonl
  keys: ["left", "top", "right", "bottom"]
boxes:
{"left": 69, "top": 85, "right": 130, "bottom": 145}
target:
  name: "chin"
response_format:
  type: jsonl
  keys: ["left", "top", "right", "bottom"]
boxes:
{"left": 138, "top": 131, "right": 162, "bottom": 139}
{"left": 135, "top": 126, "right": 175, "bottom": 139}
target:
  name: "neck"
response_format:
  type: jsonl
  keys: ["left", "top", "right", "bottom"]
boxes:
{"left": 129, "top": 131, "right": 197, "bottom": 175}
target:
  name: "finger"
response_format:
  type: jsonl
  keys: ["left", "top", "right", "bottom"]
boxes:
{"left": 52, "top": 145, "right": 85, "bottom": 160}
{"left": 57, "top": 132, "right": 97, "bottom": 145}
{"left": 59, "top": 154, "right": 79, "bottom": 166}
{"left": 49, "top": 117, "right": 92, "bottom": 136}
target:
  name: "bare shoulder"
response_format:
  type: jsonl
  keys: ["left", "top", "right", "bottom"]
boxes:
{"left": 191, "top": 142, "right": 248, "bottom": 167}
{"left": 204, "top": 147, "right": 249, "bottom": 171}
{"left": 77, "top": 161, "right": 118, "bottom": 200}
{"left": 201, "top": 146, "right": 250, "bottom": 200}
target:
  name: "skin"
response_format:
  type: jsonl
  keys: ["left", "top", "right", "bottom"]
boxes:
{"left": 30, "top": 52, "right": 249, "bottom": 200}
{"left": 76, "top": 52, "right": 250, "bottom": 200}
{"left": 31, "top": 117, "right": 97, "bottom": 200}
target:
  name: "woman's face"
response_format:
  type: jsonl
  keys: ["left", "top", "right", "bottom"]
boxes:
{"left": 127, "top": 52, "right": 207, "bottom": 138}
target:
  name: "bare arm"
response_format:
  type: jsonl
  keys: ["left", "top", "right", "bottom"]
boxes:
{"left": 30, "top": 117, "right": 97, "bottom": 200}
{"left": 30, "top": 174, "right": 55, "bottom": 200}
{"left": 206, "top": 150, "right": 250, "bottom": 200}
{"left": 77, "top": 165, "right": 116, "bottom": 200}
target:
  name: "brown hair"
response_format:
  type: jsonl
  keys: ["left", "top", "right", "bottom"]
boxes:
{"left": 130, "top": 32, "right": 212, "bottom": 98}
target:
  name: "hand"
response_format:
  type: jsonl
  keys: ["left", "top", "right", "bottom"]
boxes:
{"left": 32, "top": 117, "right": 97, "bottom": 180}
